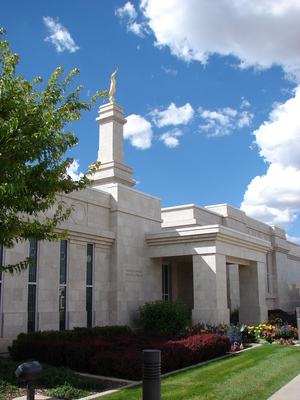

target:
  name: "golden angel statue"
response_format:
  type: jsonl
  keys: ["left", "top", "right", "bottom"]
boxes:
{"left": 109, "top": 66, "right": 119, "bottom": 103}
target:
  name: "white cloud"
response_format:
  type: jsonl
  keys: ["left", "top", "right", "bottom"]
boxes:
{"left": 241, "top": 86, "right": 300, "bottom": 230}
{"left": 116, "top": 2, "right": 147, "bottom": 37}
{"left": 128, "top": 21, "right": 145, "bottom": 37}
{"left": 162, "top": 66, "right": 177, "bottom": 76}
{"left": 286, "top": 234, "right": 300, "bottom": 245}
{"left": 66, "top": 159, "right": 83, "bottom": 181}
{"left": 151, "top": 102, "right": 194, "bottom": 127}
{"left": 241, "top": 164, "right": 300, "bottom": 227}
{"left": 241, "top": 97, "right": 250, "bottom": 109}
{"left": 199, "top": 103, "right": 253, "bottom": 137}
{"left": 255, "top": 87, "right": 300, "bottom": 169}
{"left": 43, "top": 17, "right": 79, "bottom": 53}
{"left": 139, "top": 0, "right": 300, "bottom": 81}
{"left": 124, "top": 107, "right": 189, "bottom": 149}
{"left": 124, "top": 114, "right": 153, "bottom": 149}
{"left": 237, "top": 111, "right": 253, "bottom": 128}
{"left": 115, "top": 1, "right": 137, "bottom": 20}
{"left": 159, "top": 128, "right": 183, "bottom": 148}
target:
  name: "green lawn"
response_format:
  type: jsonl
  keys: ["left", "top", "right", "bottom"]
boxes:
{"left": 102, "top": 345, "right": 300, "bottom": 400}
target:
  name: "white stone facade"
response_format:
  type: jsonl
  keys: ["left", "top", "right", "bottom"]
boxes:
{"left": 1, "top": 102, "right": 300, "bottom": 352}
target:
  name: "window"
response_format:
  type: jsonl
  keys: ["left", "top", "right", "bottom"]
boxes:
{"left": 28, "top": 239, "right": 38, "bottom": 332}
{"left": 59, "top": 240, "right": 68, "bottom": 330}
{"left": 266, "top": 253, "right": 270, "bottom": 294}
{"left": 86, "top": 244, "right": 94, "bottom": 327}
{"left": 162, "top": 264, "right": 172, "bottom": 301}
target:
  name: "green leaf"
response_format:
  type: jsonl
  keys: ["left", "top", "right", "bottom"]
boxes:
{"left": 0, "top": 28, "right": 108, "bottom": 273}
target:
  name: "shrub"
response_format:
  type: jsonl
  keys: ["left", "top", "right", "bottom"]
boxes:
{"left": 89, "top": 333, "right": 230, "bottom": 380}
{"left": 230, "top": 307, "right": 239, "bottom": 324}
{"left": 8, "top": 325, "right": 132, "bottom": 361}
{"left": 138, "top": 300, "right": 191, "bottom": 335}
{"left": 158, "top": 339, "right": 195, "bottom": 373}
{"left": 110, "top": 348, "right": 143, "bottom": 380}
{"left": 181, "top": 334, "right": 231, "bottom": 362}
{"left": 268, "top": 309, "right": 294, "bottom": 326}
{"left": 72, "top": 325, "right": 132, "bottom": 337}
{"left": 159, "top": 334, "right": 230, "bottom": 374}
{"left": 48, "top": 382, "right": 89, "bottom": 400}
{"left": 8, "top": 327, "right": 230, "bottom": 381}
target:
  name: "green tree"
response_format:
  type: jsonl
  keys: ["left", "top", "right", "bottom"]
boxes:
{"left": 0, "top": 28, "right": 107, "bottom": 273}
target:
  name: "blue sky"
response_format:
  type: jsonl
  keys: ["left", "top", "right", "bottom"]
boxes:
{"left": 2, "top": 0, "right": 300, "bottom": 243}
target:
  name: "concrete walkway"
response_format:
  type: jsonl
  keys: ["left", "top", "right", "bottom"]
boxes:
{"left": 13, "top": 396, "right": 55, "bottom": 400}
{"left": 268, "top": 373, "right": 300, "bottom": 399}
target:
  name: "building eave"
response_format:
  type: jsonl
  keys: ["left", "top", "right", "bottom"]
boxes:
{"left": 146, "top": 224, "right": 271, "bottom": 255}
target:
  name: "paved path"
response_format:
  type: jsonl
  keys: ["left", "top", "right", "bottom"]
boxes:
{"left": 268, "top": 373, "right": 300, "bottom": 399}
{"left": 13, "top": 396, "right": 55, "bottom": 400}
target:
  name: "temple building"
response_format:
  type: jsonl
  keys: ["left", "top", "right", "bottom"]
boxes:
{"left": 1, "top": 101, "right": 300, "bottom": 352}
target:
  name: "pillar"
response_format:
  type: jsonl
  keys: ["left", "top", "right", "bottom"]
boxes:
{"left": 226, "top": 263, "right": 240, "bottom": 310}
{"left": 239, "top": 261, "right": 268, "bottom": 325}
{"left": 192, "top": 254, "right": 229, "bottom": 325}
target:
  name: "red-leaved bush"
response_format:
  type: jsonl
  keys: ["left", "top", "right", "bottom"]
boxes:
{"left": 9, "top": 331, "right": 230, "bottom": 381}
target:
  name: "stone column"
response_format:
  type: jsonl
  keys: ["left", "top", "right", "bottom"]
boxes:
{"left": 192, "top": 254, "right": 229, "bottom": 325}
{"left": 273, "top": 250, "right": 289, "bottom": 310}
{"left": 226, "top": 263, "right": 240, "bottom": 310}
{"left": 239, "top": 261, "right": 268, "bottom": 325}
{"left": 270, "top": 226, "right": 290, "bottom": 310}
{"left": 67, "top": 240, "right": 87, "bottom": 329}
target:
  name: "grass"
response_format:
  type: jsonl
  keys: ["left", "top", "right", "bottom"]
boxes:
{"left": 102, "top": 345, "right": 300, "bottom": 400}
{"left": 2, "top": 344, "right": 299, "bottom": 399}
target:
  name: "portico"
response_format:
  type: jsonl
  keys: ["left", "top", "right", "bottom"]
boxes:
{"left": 146, "top": 222, "right": 270, "bottom": 325}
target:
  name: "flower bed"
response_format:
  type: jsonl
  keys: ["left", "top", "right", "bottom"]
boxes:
{"left": 185, "top": 321, "right": 298, "bottom": 347}
{"left": 247, "top": 322, "right": 298, "bottom": 343}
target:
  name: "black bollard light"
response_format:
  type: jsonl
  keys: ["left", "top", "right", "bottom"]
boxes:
{"left": 240, "top": 325, "right": 248, "bottom": 342}
{"left": 15, "top": 361, "right": 42, "bottom": 400}
{"left": 142, "top": 349, "right": 161, "bottom": 400}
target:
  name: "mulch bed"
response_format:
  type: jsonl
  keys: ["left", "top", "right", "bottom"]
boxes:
{"left": 8, "top": 377, "right": 131, "bottom": 400}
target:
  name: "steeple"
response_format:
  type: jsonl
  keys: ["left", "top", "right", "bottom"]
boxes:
{"left": 91, "top": 102, "right": 135, "bottom": 188}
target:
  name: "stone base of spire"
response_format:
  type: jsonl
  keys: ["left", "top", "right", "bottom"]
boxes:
{"left": 92, "top": 161, "right": 135, "bottom": 188}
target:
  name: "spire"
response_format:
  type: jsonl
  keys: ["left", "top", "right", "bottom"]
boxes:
{"left": 92, "top": 102, "right": 135, "bottom": 188}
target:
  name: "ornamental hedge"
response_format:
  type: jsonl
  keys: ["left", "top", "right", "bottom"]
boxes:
{"left": 9, "top": 327, "right": 230, "bottom": 381}
{"left": 8, "top": 325, "right": 131, "bottom": 361}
